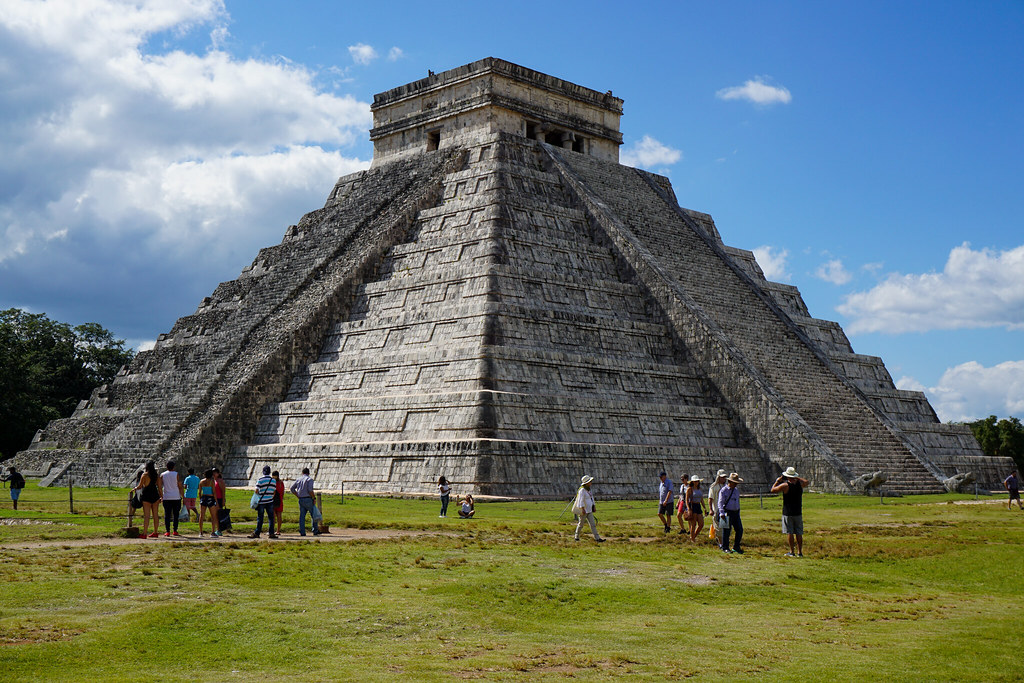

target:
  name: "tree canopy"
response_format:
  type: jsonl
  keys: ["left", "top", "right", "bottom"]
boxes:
{"left": 0, "top": 309, "right": 135, "bottom": 460}
{"left": 964, "top": 415, "right": 1024, "bottom": 472}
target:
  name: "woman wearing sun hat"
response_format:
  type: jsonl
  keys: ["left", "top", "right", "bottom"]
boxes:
{"left": 572, "top": 475, "right": 604, "bottom": 543}
{"left": 683, "top": 475, "right": 707, "bottom": 542}
{"left": 718, "top": 472, "right": 744, "bottom": 554}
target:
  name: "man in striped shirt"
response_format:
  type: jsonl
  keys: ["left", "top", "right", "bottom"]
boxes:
{"left": 249, "top": 465, "right": 278, "bottom": 539}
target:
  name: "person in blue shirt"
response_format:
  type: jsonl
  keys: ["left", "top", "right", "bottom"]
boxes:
{"left": 657, "top": 471, "right": 674, "bottom": 533}
{"left": 182, "top": 468, "right": 201, "bottom": 522}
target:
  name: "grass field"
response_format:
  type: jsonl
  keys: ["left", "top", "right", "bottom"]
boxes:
{"left": 1, "top": 482, "right": 1022, "bottom": 681}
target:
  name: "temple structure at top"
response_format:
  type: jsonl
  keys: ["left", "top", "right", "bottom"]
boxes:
{"left": 12, "top": 58, "right": 1012, "bottom": 497}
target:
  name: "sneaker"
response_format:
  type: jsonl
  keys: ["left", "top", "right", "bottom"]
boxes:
{"left": 439, "top": 515, "right": 445, "bottom": 518}
{"left": 213, "top": 531, "right": 222, "bottom": 537}
{"left": 247, "top": 532, "right": 260, "bottom": 539}
{"left": 299, "top": 532, "right": 307, "bottom": 537}
{"left": 312, "top": 531, "right": 321, "bottom": 536}
{"left": 664, "top": 524, "right": 671, "bottom": 532}
{"left": 733, "top": 549, "right": 744, "bottom": 554}
{"left": 268, "top": 533, "right": 279, "bottom": 539}
{"left": 163, "top": 532, "right": 171, "bottom": 537}
{"left": 574, "top": 537, "right": 580, "bottom": 542}
{"left": 172, "top": 532, "right": 180, "bottom": 537}
{"left": 784, "top": 552, "right": 796, "bottom": 557}
{"left": 199, "top": 532, "right": 205, "bottom": 537}
{"left": 797, "top": 553, "right": 803, "bottom": 557}
{"left": 596, "top": 538, "right": 606, "bottom": 543}
{"left": 678, "top": 529, "right": 685, "bottom": 534}
{"left": 148, "top": 533, "right": 159, "bottom": 538}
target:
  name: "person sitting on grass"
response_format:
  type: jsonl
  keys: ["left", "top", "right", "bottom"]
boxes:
{"left": 458, "top": 494, "right": 476, "bottom": 518}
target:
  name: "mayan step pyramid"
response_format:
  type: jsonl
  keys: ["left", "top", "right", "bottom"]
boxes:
{"left": 15, "top": 58, "right": 1013, "bottom": 496}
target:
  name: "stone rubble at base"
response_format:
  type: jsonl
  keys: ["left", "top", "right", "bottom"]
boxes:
{"left": 12, "top": 58, "right": 1013, "bottom": 496}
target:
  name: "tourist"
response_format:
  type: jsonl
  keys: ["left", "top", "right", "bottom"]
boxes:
{"left": 198, "top": 469, "right": 220, "bottom": 537}
{"left": 289, "top": 467, "right": 320, "bottom": 536}
{"left": 771, "top": 467, "right": 809, "bottom": 556}
{"left": 573, "top": 475, "right": 604, "bottom": 542}
{"left": 132, "top": 461, "right": 162, "bottom": 539}
{"left": 272, "top": 470, "right": 285, "bottom": 533}
{"left": 718, "top": 472, "right": 743, "bottom": 554}
{"left": 657, "top": 471, "right": 674, "bottom": 533}
{"left": 458, "top": 494, "right": 475, "bottom": 518}
{"left": 249, "top": 466, "right": 278, "bottom": 539}
{"left": 707, "top": 470, "right": 727, "bottom": 548}
{"left": 7, "top": 467, "right": 25, "bottom": 510}
{"left": 182, "top": 468, "right": 200, "bottom": 522}
{"left": 1005, "top": 470, "right": 1022, "bottom": 511}
{"left": 684, "top": 475, "right": 707, "bottom": 542}
{"left": 158, "top": 461, "right": 184, "bottom": 537}
{"left": 438, "top": 476, "right": 452, "bottom": 518}
{"left": 212, "top": 468, "right": 226, "bottom": 509}
{"left": 674, "top": 472, "right": 687, "bottom": 533}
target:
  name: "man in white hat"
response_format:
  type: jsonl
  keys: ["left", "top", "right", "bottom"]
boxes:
{"left": 707, "top": 469, "right": 728, "bottom": 548}
{"left": 718, "top": 472, "right": 744, "bottom": 554}
{"left": 573, "top": 475, "right": 604, "bottom": 543}
{"left": 771, "top": 467, "right": 809, "bottom": 556}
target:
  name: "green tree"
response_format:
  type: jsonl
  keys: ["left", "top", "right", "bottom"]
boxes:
{"left": 965, "top": 415, "right": 1024, "bottom": 472}
{"left": 0, "top": 309, "right": 135, "bottom": 460}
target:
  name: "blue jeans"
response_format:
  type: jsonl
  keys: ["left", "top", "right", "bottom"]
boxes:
{"left": 255, "top": 502, "right": 276, "bottom": 535}
{"left": 298, "top": 497, "right": 316, "bottom": 535}
{"left": 440, "top": 494, "right": 450, "bottom": 516}
{"left": 722, "top": 510, "right": 743, "bottom": 551}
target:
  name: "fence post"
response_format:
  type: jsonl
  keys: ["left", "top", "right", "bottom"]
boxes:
{"left": 69, "top": 469, "right": 75, "bottom": 514}
{"left": 759, "top": 492, "right": 763, "bottom": 509}
{"left": 341, "top": 481, "right": 344, "bottom": 504}
{"left": 974, "top": 482, "right": 978, "bottom": 500}
{"left": 879, "top": 488, "right": 884, "bottom": 505}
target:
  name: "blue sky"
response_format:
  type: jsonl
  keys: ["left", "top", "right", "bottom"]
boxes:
{"left": 1, "top": 0, "right": 1021, "bottom": 422}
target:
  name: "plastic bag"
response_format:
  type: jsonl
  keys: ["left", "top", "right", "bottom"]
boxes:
{"left": 250, "top": 492, "right": 259, "bottom": 510}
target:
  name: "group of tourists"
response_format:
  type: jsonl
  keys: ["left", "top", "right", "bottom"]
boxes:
{"left": 436, "top": 476, "right": 476, "bottom": 518}
{"left": 127, "top": 461, "right": 322, "bottom": 540}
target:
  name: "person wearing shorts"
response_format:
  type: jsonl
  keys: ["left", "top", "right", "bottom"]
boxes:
{"left": 657, "top": 471, "right": 674, "bottom": 533}
{"left": 1005, "top": 470, "right": 1022, "bottom": 511}
{"left": 182, "top": 468, "right": 200, "bottom": 521}
{"left": 771, "top": 466, "right": 809, "bottom": 557}
{"left": 198, "top": 469, "right": 221, "bottom": 537}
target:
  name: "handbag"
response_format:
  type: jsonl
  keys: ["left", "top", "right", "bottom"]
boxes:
{"left": 683, "top": 508, "right": 692, "bottom": 521}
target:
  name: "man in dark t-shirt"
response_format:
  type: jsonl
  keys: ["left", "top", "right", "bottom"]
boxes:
{"left": 7, "top": 467, "right": 26, "bottom": 510}
{"left": 771, "top": 466, "right": 809, "bottom": 557}
{"left": 1005, "top": 470, "right": 1021, "bottom": 511}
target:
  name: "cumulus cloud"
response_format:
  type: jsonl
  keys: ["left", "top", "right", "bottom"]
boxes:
{"left": 0, "top": 0, "right": 371, "bottom": 338}
{"left": 815, "top": 258, "right": 852, "bottom": 285}
{"left": 620, "top": 135, "right": 682, "bottom": 169}
{"left": 348, "top": 42, "right": 378, "bottom": 65}
{"left": 898, "top": 360, "right": 1024, "bottom": 422}
{"left": 752, "top": 246, "right": 791, "bottom": 282}
{"left": 716, "top": 77, "right": 792, "bottom": 106}
{"left": 387, "top": 47, "right": 404, "bottom": 62}
{"left": 838, "top": 243, "right": 1024, "bottom": 334}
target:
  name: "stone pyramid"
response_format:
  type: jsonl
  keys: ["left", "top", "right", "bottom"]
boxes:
{"left": 15, "top": 58, "right": 1012, "bottom": 496}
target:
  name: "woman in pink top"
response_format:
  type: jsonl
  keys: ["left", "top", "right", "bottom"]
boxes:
{"left": 272, "top": 470, "right": 285, "bottom": 533}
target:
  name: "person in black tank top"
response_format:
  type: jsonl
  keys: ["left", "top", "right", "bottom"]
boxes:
{"left": 771, "top": 467, "right": 809, "bottom": 557}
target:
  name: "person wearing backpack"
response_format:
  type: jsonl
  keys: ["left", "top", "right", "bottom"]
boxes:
{"left": 7, "top": 467, "right": 25, "bottom": 510}
{"left": 717, "top": 473, "right": 744, "bottom": 554}
{"left": 249, "top": 466, "right": 278, "bottom": 539}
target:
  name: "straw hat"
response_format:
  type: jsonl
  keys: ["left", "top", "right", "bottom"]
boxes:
{"left": 716, "top": 469, "right": 728, "bottom": 479}
{"left": 580, "top": 475, "right": 594, "bottom": 485}
{"left": 727, "top": 472, "right": 744, "bottom": 484}
{"left": 689, "top": 475, "right": 702, "bottom": 483}
{"left": 783, "top": 466, "right": 800, "bottom": 478}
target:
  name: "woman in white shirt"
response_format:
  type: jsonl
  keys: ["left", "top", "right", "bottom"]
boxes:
{"left": 438, "top": 476, "right": 452, "bottom": 518}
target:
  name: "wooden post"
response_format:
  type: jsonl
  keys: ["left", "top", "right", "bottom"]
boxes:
{"left": 69, "top": 470, "right": 75, "bottom": 514}
{"left": 341, "top": 481, "right": 344, "bottom": 504}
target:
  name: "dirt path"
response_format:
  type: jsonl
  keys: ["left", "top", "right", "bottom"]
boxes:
{"left": 0, "top": 527, "right": 451, "bottom": 550}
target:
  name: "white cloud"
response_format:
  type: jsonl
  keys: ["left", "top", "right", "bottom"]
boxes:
{"left": 838, "top": 243, "right": 1024, "bottom": 334}
{"left": 0, "top": 0, "right": 372, "bottom": 264}
{"left": 716, "top": 77, "right": 792, "bottom": 106}
{"left": 348, "top": 43, "right": 378, "bottom": 65}
{"left": 752, "top": 246, "right": 791, "bottom": 281}
{"left": 620, "top": 135, "right": 682, "bottom": 169}
{"left": 899, "top": 361, "right": 1024, "bottom": 422}
{"left": 815, "top": 258, "right": 852, "bottom": 285}
{"left": 387, "top": 47, "right": 404, "bottom": 62}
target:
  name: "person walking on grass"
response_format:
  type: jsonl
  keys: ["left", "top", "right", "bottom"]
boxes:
{"left": 249, "top": 466, "right": 278, "bottom": 539}
{"left": 707, "top": 470, "right": 727, "bottom": 547}
{"left": 158, "top": 461, "right": 184, "bottom": 537}
{"left": 272, "top": 470, "right": 285, "bottom": 533}
{"left": 771, "top": 467, "right": 809, "bottom": 557}
{"left": 657, "top": 471, "right": 674, "bottom": 533}
{"left": 718, "top": 472, "right": 744, "bottom": 554}
{"left": 290, "top": 467, "right": 320, "bottom": 536}
{"left": 1005, "top": 470, "right": 1022, "bottom": 511}
{"left": 7, "top": 467, "right": 25, "bottom": 510}
{"left": 573, "top": 475, "right": 605, "bottom": 543}
{"left": 438, "top": 476, "right": 452, "bottom": 518}
{"left": 684, "top": 476, "right": 707, "bottom": 542}
{"left": 198, "top": 469, "right": 221, "bottom": 537}
{"left": 182, "top": 468, "right": 200, "bottom": 522}
{"left": 132, "top": 461, "right": 161, "bottom": 539}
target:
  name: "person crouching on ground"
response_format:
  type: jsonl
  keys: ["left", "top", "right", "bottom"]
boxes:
{"left": 573, "top": 475, "right": 605, "bottom": 542}
{"left": 249, "top": 466, "right": 278, "bottom": 539}
{"left": 198, "top": 469, "right": 221, "bottom": 537}
{"left": 771, "top": 467, "right": 809, "bottom": 557}
{"left": 458, "top": 494, "right": 475, "bottom": 518}
{"left": 657, "top": 471, "right": 674, "bottom": 533}
{"left": 685, "top": 475, "right": 707, "bottom": 542}
{"left": 718, "top": 472, "right": 743, "bottom": 554}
